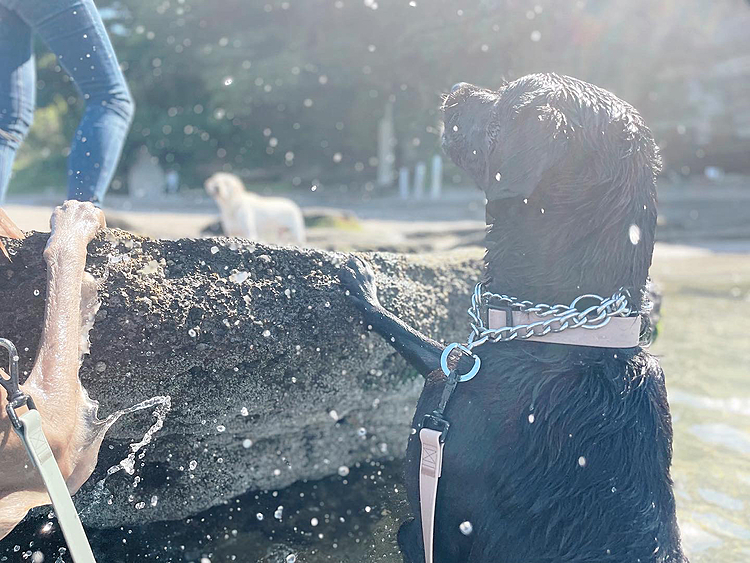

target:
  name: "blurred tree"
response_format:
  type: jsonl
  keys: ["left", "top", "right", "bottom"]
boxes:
{"left": 9, "top": 0, "right": 750, "bottom": 195}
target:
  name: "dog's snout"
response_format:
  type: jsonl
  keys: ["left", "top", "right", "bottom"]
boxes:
{"left": 451, "top": 82, "right": 469, "bottom": 93}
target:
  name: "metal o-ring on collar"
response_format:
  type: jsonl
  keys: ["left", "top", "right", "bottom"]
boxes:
{"left": 440, "top": 342, "right": 481, "bottom": 382}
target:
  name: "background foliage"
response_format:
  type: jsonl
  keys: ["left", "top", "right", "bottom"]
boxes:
{"left": 11, "top": 0, "right": 750, "bottom": 194}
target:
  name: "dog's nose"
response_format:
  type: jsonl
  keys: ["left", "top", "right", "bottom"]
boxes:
{"left": 451, "top": 82, "right": 469, "bottom": 93}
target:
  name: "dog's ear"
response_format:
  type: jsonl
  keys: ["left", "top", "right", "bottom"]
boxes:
{"left": 485, "top": 104, "right": 570, "bottom": 201}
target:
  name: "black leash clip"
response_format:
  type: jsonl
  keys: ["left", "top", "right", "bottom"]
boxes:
{"left": 0, "top": 338, "right": 36, "bottom": 430}
{"left": 421, "top": 412, "right": 450, "bottom": 443}
{"left": 420, "top": 369, "right": 459, "bottom": 443}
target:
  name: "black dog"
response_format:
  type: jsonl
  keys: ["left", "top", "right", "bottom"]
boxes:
{"left": 339, "top": 74, "right": 686, "bottom": 563}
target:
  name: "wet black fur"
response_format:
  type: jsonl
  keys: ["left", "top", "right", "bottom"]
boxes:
{"left": 339, "top": 73, "right": 686, "bottom": 563}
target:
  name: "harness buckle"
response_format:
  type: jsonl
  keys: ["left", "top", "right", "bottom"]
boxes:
{"left": 421, "top": 412, "right": 450, "bottom": 443}
{"left": 486, "top": 303, "right": 514, "bottom": 328}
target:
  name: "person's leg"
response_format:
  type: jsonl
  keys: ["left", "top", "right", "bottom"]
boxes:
{"left": 14, "top": 0, "right": 134, "bottom": 206}
{"left": 0, "top": 4, "right": 34, "bottom": 205}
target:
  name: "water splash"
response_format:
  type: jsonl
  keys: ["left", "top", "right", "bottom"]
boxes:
{"left": 101, "top": 395, "right": 172, "bottom": 479}
{"left": 79, "top": 395, "right": 171, "bottom": 516}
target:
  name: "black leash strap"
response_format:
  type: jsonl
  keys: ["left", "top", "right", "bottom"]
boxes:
{"left": 0, "top": 338, "right": 36, "bottom": 428}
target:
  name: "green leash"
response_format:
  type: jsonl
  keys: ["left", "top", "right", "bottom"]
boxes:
{"left": 1, "top": 338, "right": 97, "bottom": 563}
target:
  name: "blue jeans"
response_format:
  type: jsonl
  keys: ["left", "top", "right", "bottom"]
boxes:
{"left": 0, "top": 0, "right": 134, "bottom": 206}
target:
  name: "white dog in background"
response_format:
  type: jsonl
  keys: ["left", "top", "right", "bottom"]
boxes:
{"left": 204, "top": 172, "right": 306, "bottom": 245}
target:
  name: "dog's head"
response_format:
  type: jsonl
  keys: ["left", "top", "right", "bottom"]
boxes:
{"left": 204, "top": 173, "right": 246, "bottom": 202}
{"left": 442, "top": 73, "right": 661, "bottom": 302}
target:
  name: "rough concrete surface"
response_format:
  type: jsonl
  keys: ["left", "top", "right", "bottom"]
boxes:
{"left": 0, "top": 230, "right": 482, "bottom": 528}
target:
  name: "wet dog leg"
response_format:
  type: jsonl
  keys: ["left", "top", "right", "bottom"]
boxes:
{"left": 0, "top": 201, "right": 106, "bottom": 538}
{"left": 339, "top": 256, "right": 444, "bottom": 377}
{"left": 23, "top": 201, "right": 105, "bottom": 405}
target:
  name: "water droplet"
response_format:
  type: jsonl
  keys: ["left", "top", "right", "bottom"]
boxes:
{"left": 357, "top": 427, "right": 367, "bottom": 437}
{"left": 629, "top": 224, "right": 641, "bottom": 245}
{"left": 578, "top": 456, "right": 587, "bottom": 467}
{"left": 33, "top": 289, "right": 40, "bottom": 296}
{"left": 229, "top": 271, "right": 249, "bottom": 283}
{"left": 459, "top": 520, "right": 473, "bottom": 535}
{"left": 286, "top": 555, "right": 297, "bottom": 563}
{"left": 495, "top": 172, "right": 502, "bottom": 181}
{"left": 262, "top": 329, "right": 271, "bottom": 337}
{"left": 338, "top": 465, "right": 350, "bottom": 476}
{"left": 223, "top": 76, "right": 233, "bottom": 86}
{"left": 240, "top": 406, "right": 249, "bottom": 416}
{"left": 216, "top": 425, "right": 226, "bottom": 432}
{"left": 256, "top": 512, "right": 264, "bottom": 521}
{"left": 310, "top": 517, "right": 319, "bottom": 526}
{"left": 150, "top": 495, "right": 158, "bottom": 507}
{"left": 210, "top": 246, "right": 219, "bottom": 254}
{"left": 138, "top": 259, "right": 160, "bottom": 275}
{"left": 528, "top": 414, "right": 535, "bottom": 423}
{"left": 188, "top": 328, "right": 197, "bottom": 338}
{"left": 243, "top": 438, "right": 253, "bottom": 448}
{"left": 189, "top": 460, "right": 198, "bottom": 470}
{"left": 274, "top": 506, "right": 284, "bottom": 519}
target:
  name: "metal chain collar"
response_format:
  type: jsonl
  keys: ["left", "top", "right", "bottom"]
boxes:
{"left": 440, "top": 283, "right": 635, "bottom": 382}
{"left": 465, "top": 283, "right": 634, "bottom": 349}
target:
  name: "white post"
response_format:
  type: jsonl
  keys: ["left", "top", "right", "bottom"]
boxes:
{"left": 377, "top": 102, "right": 396, "bottom": 187}
{"left": 413, "top": 161, "right": 426, "bottom": 200}
{"left": 430, "top": 154, "right": 443, "bottom": 199}
{"left": 398, "top": 166, "right": 410, "bottom": 199}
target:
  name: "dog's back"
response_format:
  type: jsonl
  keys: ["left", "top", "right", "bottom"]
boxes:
{"left": 402, "top": 344, "right": 684, "bottom": 562}
{"left": 247, "top": 192, "right": 306, "bottom": 245}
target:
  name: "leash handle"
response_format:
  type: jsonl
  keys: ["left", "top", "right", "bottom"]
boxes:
{"left": 419, "top": 428, "right": 445, "bottom": 563}
{"left": 15, "top": 410, "right": 98, "bottom": 563}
